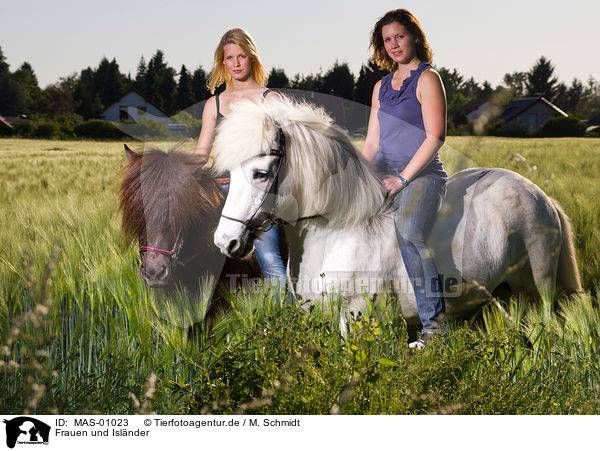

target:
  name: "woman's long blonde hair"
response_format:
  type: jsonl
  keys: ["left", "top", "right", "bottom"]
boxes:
{"left": 207, "top": 28, "right": 268, "bottom": 94}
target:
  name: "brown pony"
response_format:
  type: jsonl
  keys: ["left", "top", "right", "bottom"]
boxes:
{"left": 118, "top": 144, "right": 261, "bottom": 318}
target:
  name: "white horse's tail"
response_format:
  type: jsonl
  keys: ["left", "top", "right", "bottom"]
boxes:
{"left": 552, "top": 199, "right": 582, "bottom": 292}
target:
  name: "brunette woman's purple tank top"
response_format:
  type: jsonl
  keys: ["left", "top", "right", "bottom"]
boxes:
{"left": 373, "top": 62, "right": 447, "bottom": 181}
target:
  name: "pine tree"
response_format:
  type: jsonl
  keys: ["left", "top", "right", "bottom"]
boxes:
{"left": 354, "top": 60, "right": 387, "bottom": 106}
{"left": 39, "top": 75, "right": 77, "bottom": 116}
{"left": 146, "top": 50, "right": 167, "bottom": 107}
{"left": 0, "top": 47, "right": 27, "bottom": 116}
{"left": 158, "top": 67, "right": 177, "bottom": 114}
{"left": 503, "top": 71, "right": 527, "bottom": 97}
{"left": 92, "top": 58, "right": 126, "bottom": 109}
{"left": 74, "top": 67, "right": 98, "bottom": 119}
{"left": 0, "top": 47, "right": 9, "bottom": 77}
{"left": 13, "top": 62, "right": 41, "bottom": 113}
{"left": 576, "top": 76, "right": 600, "bottom": 118}
{"left": 437, "top": 67, "right": 470, "bottom": 116}
{"left": 290, "top": 72, "right": 324, "bottom": 92}
{"left": 176, "top": 65, "right": 195, "bottom": 111}
{"left": 267, "top": 68, "right": 289, "bottom": 89}
{"left": 526, "top": 56, "right": 558, "bottom": 99}
{"left": 191, "top": 66, "right": 209, "bottom": 102}
{"left": 134, "top": 56, "right": 147, "bottom": 94}
{"left": 564, "top": 78, "right": 584, "bottom": 113}
{"left": 0, "top": 80, "right": 27, "bottom": 116}
{"left": 322, "top": 61, "right": 354, "bottom": 100}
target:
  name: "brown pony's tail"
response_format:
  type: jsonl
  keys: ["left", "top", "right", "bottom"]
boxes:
{"left": 552, "top": 199, "right": 582, "bottom": 293}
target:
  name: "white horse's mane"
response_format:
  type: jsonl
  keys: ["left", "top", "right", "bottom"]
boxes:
{"left": 212, "top": 95, "right": 387, "bottom": 228}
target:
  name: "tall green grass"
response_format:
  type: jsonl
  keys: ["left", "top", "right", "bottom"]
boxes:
{"left": 1, "top": 137, "right": 599, "bottom": 414}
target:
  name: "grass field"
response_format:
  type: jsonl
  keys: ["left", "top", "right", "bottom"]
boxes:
{"left": 1, "top": 136, "right": 600, "bottom": 414}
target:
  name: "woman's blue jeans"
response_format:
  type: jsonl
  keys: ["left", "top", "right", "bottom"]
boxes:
{"left": 255, "top": 225, "right": 287, "bottom": 284}
{"left": 392, "top": 176, "right": 446, "bottom": 334}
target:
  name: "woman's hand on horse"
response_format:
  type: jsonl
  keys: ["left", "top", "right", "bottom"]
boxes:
{"left": 382, "top": 177, "right": 406, "bottom": 195}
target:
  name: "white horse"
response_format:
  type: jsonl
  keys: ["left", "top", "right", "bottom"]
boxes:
{"left": 212, "top": 96, "right": 581, "bottom": 325}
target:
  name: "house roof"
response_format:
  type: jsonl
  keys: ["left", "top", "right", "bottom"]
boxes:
{"left": 587, "top": 113, "right": 600, "bottom": 127}
{"left": 457, "top": 97, "right": 491, "bottom": 116}
{"left": 502, "top": 97, "right": 567, "bottom": 122}
{"left": 103, "top": 88, "right": 170, "bottom": 117}
{"left": 0, "top": 115, "right": 13, "bottom": 128}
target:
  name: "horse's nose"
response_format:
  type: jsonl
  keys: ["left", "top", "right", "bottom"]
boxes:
{"left": 227, "top": 239, "right": 240, "bottom": 255}
{"left": 149, "top": 264, "right": 169, "bottom": 281}
{"left": 215, "top": 226, "right": 248, "bottom": 258}
{"left": 141, "top": 256, "right": 170, "bottom": 286}
{"left": 215, "top": 230, "right": 236, "bottom": 256}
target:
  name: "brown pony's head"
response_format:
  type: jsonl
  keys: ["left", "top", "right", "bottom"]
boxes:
{"left": 119, "top": 144, "right": 225, "bottom": 288}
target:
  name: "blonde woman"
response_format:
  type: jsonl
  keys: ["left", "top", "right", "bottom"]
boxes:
{"left": 194, "top": 28, "right": 286, "bottom": 283}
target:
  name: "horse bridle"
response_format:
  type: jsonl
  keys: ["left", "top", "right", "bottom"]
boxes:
{"left": 220, "top": 123, "right": 287, "bottom": 236}
{"left": 139, "top": 230, "right": 199, "bottom": 268}
{"left": 138, "top": 125, "right": 285, "bottom": 268}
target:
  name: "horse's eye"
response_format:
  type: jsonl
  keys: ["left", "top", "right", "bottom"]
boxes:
{"left": 253, "top": 170, "right": 269, "bottom": 180}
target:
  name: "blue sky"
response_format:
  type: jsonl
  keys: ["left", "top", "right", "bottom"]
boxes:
{"left": 1, "top": 0, "right": 597, "bottom": 88}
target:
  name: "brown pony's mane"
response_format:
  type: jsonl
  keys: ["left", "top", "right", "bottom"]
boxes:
{"left": 119, "top": 147, "right": 224, "bottom": 248}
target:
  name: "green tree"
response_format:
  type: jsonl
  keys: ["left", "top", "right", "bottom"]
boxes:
{"left": 437, "top": 66, "right": 474, "bottom": 116}
{"left": 176, "top": 65, "right": 195, "bottom": 112}
{"left": 555, "top": 78, "right": 585, "bottom": 114}
{"left": 566, "top": 78, "right": 584, "bottom": 113}
{"left": 143, "top": 50, "right": 177, "bottom": 114}
{"left": 134, "top": 56, "right": 147, "bottom": 94}
{"left": 95, "top": 58, "right": 126, "bottom": 108}
{"left": 72, "top": 58, "right": 128, "bottom": 120}
{"left": 13, "top": 62, "right": 41, "bottom": 113}
{"left": 576, "top": 76, "right": 600, "bottom": 118}
{"left": 461, "top": 77, "right": 484, "bottom": 99}
{"left": 0, "top": 47, "right": 27, "bottom": 116}
{"left": 503, "top": 71, "right": 527, "bottom": 97}
{"left": 74, "top": 67, "right": 103, "bottom": 119}
{"left": 267, "top": 68, "right": 289, "bottom": 89}
{"left": 322, "top": 61, "right": 354, "bottom": 100}
{"left": 353, "top": 61, "right": 388, "bottom": 106}
{"left": 290, "top": 72, "right": 324, "bottom": 92}
{"left": 437, "top": 67, "right": 464, "bottom": 102}
{"left": 158, "top": 66, "right": 177, "bottom": 114}
{"left": 553, "top": 82, "right": 568, "bottom": 111}
{"left": 0, "top": 47, "right": 8, "bottom": 77}
{"left": 191, "top": 66, "right": 209, "bottom": 102}
{"left": 145, "top": 50, "right": 167, "bottom": 106}
{"left": 526, "top": 56, "right": 558, "bottom": 99}
{"left": 39, "top": 75, "right": 77, "bottom": 117}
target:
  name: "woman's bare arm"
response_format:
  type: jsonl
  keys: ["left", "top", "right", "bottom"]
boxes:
{"left": 193, "top": 96, "right": 218, "bottom": 163}
{"left": 360, "top": 80, "right": 382, "bottom": 163}
{"left": 383, "top": 69, "right": 446, "bottom": 194}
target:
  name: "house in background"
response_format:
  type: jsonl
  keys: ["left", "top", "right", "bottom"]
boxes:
{"left": 501, "top": 97, "right": 567, "bottom": 133}
{"left": 102, "top": 89, "right": 171, "bottom": 125}
{"left": 454, "top": 97, "right": 498, "bottom": 124}
{"left": 585, "top": 112, "right": 600, "bottom": 133}
{"left": 0, "top": 115, "right": 13, "bottom": 133}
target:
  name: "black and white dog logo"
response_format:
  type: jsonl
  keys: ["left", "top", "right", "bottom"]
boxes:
{"left": 3, "top": 417, "right": 50, "bottom": 448}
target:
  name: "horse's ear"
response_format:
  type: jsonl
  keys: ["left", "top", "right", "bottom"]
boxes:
{"left": 124, "top": 144, "right": 137, "bottom": 160}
